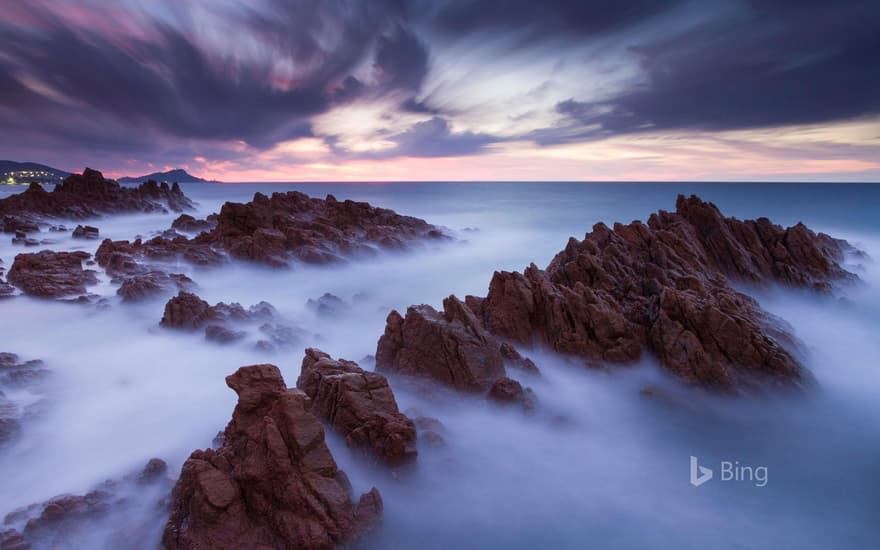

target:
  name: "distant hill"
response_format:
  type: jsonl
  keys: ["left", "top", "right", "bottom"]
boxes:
{"left": 0, "top": 160, "right": 70, "bottom": 185}
{"left": 119, "top": 168, "right": 212, "bottom": 183}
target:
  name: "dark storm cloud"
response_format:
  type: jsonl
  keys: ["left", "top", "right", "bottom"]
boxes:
{"left": 551, "top": 0, "right": 880, "bottom": 140}
{"left": 420, "top": 0, "right": 680, "bottom": 38}
{"left": 0, "top": 0, "right": 424, "bottom": 155}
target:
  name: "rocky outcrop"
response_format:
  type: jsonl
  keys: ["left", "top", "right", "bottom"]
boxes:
{"left": 462, "top": 195, "right": 857, "bottom": 391}
{"left": 297, "top": 349, "right": 417, "bottom": 465}
{"left": 96, "top": 236, "right": 224, "bottom": 271}
{"left": 191, "top": 191, "right": 449, "bottom": 266}
{"left": 7, "top": 250, "right": 97, "bottom": 298}
{"left": 160, "top": 292, "right": 303, "bottom": 349}
{"left": 72, "top": 224, "right": 99, "bottom": 239}
{"left": 0, "top": 168, "right": 192, "bottom": 222}
{"left": 1, "top": 459, "right": 172, "bottom": 549}
{"left": 163, "top": 364, "right": 381, "bottom": 550}
{"left": 117, "top": 271, "right": 193, "bottom": 302}
{"left": 0, "top": 353, "right": 50, "bottom": 446}
{"left": 376, "top": 296, "right": 507, "bottom": 392}
{"left": 171, "top": 213, "right": 215, "bottom": 234}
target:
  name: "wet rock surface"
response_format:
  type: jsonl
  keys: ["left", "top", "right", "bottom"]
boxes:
{"left": 0, "top": 168, "right": 192, "bottom": 222}
{"left": 7, "top": 251, "right": 98, "bottom": 299}
{"left": 297, "top": 348, "right": 417, "bottom": 465}
{"left": 163, "top": 364, "right": 381, "bottom": 550}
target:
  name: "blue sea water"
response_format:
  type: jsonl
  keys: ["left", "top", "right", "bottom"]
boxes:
{"left": 0, "top": 181, "right": 878, "bottom": 549}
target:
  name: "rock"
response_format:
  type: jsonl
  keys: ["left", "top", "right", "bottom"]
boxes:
{"left": 71, "top": 225, "right": 99, "bottom": 239}
{"left": 306, "top": 293, "right": 349, "bottom": 317}
{"left": 192, "top": 190, "right": 450, "bottom": 267}
{"left": 163, "top": 364, "right": 381, "bottom": 550}
{"left": 160, "top": 291, "right": 217, "bottom": 329}
{"left": 171, "top": 214, "right": 214, "bottom": 233}
{"left": 7, "top": 251, "right": 97, "bottom": 298}
{"left": 204, "top": 325, "right": 246, "bottom": 344}
{"left": 0, "top": 529, "right": 28, "bottom": 550}
{"left": 464, "top": 195, "right": 857, "bottom": 392}
{"left": 2, "top": 459, "right": 172, "bottom": 549}
{"left": 488, "top": 377, "right": 536, "bottom": 411}
{"left": 0, "top": 353, "right": 50, "bottom": 446}
{"left": 0, "top": 168, "right": 193, "bottom": 222}
{"left": 297, "top": 348, "right": 417, "bottom": 465}
{"left": 499, "top": 342, "right": 541, "bottom": 375}
{"left": 117, "top": 271, "right": 192, "bottom": 302}
{"left": 376, "top": 295, "right": 506, "bottom": 392}
{"left": 1, "top": 216, "right": 39, "bottom": 234}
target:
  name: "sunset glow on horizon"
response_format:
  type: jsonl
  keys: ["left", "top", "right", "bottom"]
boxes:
{"left": 2, "top": 1, "right": 878, "bottom": 182}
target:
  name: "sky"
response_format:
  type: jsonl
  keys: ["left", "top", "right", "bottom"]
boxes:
{"left": 0, "top": 0, "right": 878, "bottom": 182}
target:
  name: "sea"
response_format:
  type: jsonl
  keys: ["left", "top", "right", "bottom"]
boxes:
{"left": 0, "top": 181, "right": 878, "bottom": 549}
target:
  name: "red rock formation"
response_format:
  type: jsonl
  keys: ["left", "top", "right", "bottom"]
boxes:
{"left": 7, "top": 251, "right": 97, "bottom": 298}
{"left": 0, "top": 168, "right": 192, "bottom": 222}
{"left": 171, "top": 213, "right": 215, "bottom": 233}
{"left": 1, "top": 459, "right": 172, "bottom": 549}
{"left": 464, "top": 195, "right": 856, "bottom": 391}
{"left": 192, "top": 191, "right": 449, "bottom": 266}
{"left": 72, "top": 225, "right": 100, "bottom": 239}
{"left": 297, "top": 349, "right": 417, "bottom": 465}
{"left": 376, "top": 295, "right": 507, "bottom": 392}
{"left": 163, "top": 364, "right": 381, "bottom": 550}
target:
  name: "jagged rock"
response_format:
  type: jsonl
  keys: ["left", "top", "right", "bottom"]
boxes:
{"left": 160, "top": 292, "right": 218, "bottom": 329}
{"left": 376, "top": 295, "right": 507, "bottom": 392}
{"left": 72, "top": 225, "right": 99, "bottom": 239}
{"left": 0, "top": 353, "right": 50, "bottom": 446}
{"left": 7, "top": 251, "right": 97, "bottom": 298}
{"left": 162, "top": 364, "right": 381, "bottom": 550}
{"left": 499, "top": 342, "right": 541, "bottom": 375}
{"left": 488, "top": 377, "right": 536, "bottom": 411}
{"left": 306, "top": 293, "right": 348, "bottom": 317}
{"left": 1, "top": 216, "right": 39, "bottom": 234}
{"left": 297, "top": 348, "right": 417, "bottom": 465}
{"left": 192, "top": 191, "right": 450, "bottom": 267}
{"left": 0, "top": 169, "right": 192, "bottom": 223}
{"left": 204, "top": 325, "right": 246, "bottom": 344}
{"left": 1, "top": 459, "right": 172, "bottom": 549}
{"left": 96, "top": 236, "right": 224, "bottom": 274}
{"left": 117, "top": 271, "right": 192, "bottom": 302}
{"left": 171, "top": 214, "right": 214, "bottom": 233}
{"left": 464, "top": 195, "right": 857, "bottom": 391}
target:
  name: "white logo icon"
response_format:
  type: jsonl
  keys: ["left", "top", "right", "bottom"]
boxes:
{"left": 690, "top": 455, "right": 713, "bottom": 487}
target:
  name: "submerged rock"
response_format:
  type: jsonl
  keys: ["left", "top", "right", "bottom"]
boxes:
{"left": 160, "top": 292, "right": 304, "bottom": 349}
{"left": 72, "top": 225, "right": 100, "bottom": 239}
{"left": 163, "top": 364, "right": 381, "bottom": 550}
{"left": 297, "top": 348, "right": 417, "bottom": 465}
{"left": 7, "top": 250, "right": 97, "bottom": 298}
{"left": 1, "top": 459, "right": 172, "bottom": 550}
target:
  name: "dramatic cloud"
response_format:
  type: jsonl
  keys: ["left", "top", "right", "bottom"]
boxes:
{"left": 0, "top": 0, "right": 877, "bottom": 180}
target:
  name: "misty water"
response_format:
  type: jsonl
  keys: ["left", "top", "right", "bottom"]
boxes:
{"left": 1, "top": 182, "right": 878, "bottom": 549}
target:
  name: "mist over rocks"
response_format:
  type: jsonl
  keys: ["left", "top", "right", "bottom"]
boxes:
{"left": 160, "top": 291, "right": 304, "bottom": 349}
{"left": 190, "top": 190, "right": 451, "bottom": 267}
{"left": 7, "top": 250, "right": 98, "bottom": 299}
{"left": 0, "top": 353, "right": 50, "bottom": 447}
{"left": 163, "top": 364, "right": 382, "bottom": 550}
{"left": 377, "top": 195, "right": 857, "bottom": 393}
{"left": 297, "top": 348, "right": 417, "bottom": 465}
{"left": 0, "top": 168, "right": 192, "bottom": 224}
{"left": 1, "top": 458, "right": 173, "bottom": 549}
